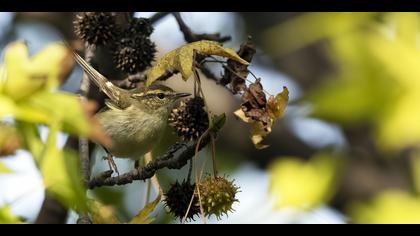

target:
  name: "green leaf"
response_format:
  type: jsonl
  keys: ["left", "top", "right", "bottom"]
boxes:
{"left": 15, "top": 122, "right": 44, "bottom": 162}
{"left": 40, "top": 121, "right": 87, "bottom": 212}
{"left": 128, "top": 193, "right": 161, "bottom": 224}
{"left": 0, "top": 162, "right": 12, "bottom": 174}
{"left": 0, "top": 205, "right": 22, "bottom": 224}
{"left": 262, "top": 12, "right": 377, "bottom": 56}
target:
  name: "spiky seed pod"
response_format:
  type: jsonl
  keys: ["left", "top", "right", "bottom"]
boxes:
{"left": 164, "top": 180, "right": 200, "bottom": 221}
{"left": 168, "top": 97, "right": 209, "bottom": 141}
{"left": 74, "top": 12, "right": 119, "bottom": 46}
{"left": 126, "top": 17, "right": 154, "bottom": 37}
{"left": 196, "top": 176, "right": 239, "bottom": 219}
{"left": 113, "top": 36, "right": 156, "bottom": 74}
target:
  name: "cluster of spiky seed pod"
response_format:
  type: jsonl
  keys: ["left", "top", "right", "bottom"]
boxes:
{"left": 74, "top": 12, "right": 156, "bottom": 75}
{"left": 196, "top": 176, "right": 239, "bottom": 219}
{"left": 163, "top": 180, "right": 200, "bottom": 221}
{"left": 164, "top": 176, "right": 238, "bottom": 221}
{"left": 74, "top": 12, "right": 118, "bottom": 46}
{"left": 168, "top": 96, "right": 209, "bottom": 141}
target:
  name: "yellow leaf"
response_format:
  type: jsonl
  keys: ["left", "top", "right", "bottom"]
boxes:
{"left": 269, "top": 154, "right": 339, "bottom": 209}
{"left": 2, "top": 41, "right": 74, "bottom": 101}
{"left": 0, "top": 205, "right": 22, "bottom": 224}
{"left": 146, "top": 40, "right": 249, "bottom": 86}
{"left": 90, "top": 201, "right": 120, "bottom": 224}
{"left": 129, "top": 193, "right": 161, "bottom": 224}
{"left": 348, "top": 190, "right": 420, "bottom": 224}
{"left": 267, "top": 86, "right": 289, "bottom": 120}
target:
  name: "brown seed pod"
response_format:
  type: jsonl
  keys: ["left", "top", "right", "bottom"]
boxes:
{"left": 113, "top": 36, "right": 156, "bottom": 74}
{"left": 164, "top": 180, "right": 200, "bottom": 221}
{"left": 74, "top": 12, "right": 119, "bottom": 46}
{"left": 168, "top": 97, "right": 209, "bottom": 141}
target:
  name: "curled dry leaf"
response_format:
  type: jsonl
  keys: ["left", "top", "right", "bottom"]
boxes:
{"left": 267, "top": 86, "right": 289, "bottom": 120}
{"left": 146, "top": 40, "right": 249, "bottom": 86}
{"left": 234, "top": 83, "right": 289, "bottom": 149}
{"left": 221, "top": 39, "right": 256, "bottom": 94}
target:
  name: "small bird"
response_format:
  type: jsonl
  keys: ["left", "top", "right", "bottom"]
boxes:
{"left": 73, "top": 52, "right": 190, "bottom": 173}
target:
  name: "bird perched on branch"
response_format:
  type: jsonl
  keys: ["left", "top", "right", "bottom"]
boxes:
{"left": 73, "top": 52, "right": 190, "bottom": 174}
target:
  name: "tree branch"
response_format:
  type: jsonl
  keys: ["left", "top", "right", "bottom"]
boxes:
{"left": 88, "top": 135, "right": 213, "bottom": 189}
{"left": 172, "top": 12, "right": 231, "bottom": 43}
{"left": 150, "top": 12, "right": 170, "bottom": 24}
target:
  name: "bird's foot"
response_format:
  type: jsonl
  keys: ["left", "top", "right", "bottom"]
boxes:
{"left": 103, "top": 154, "right": 120, "bottom": 176}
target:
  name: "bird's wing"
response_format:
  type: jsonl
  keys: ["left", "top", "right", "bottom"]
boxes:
{"left": 73, "top": 51, "right": 131, "bottom": 109}
{"left": 104, "top": 99, "right": 122, "bottom": 111}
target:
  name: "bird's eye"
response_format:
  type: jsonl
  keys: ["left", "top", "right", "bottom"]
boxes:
{"left": 157, "top": 93, "right": 165, "bottom": 99}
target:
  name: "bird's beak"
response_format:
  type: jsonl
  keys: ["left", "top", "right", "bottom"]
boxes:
{"left": 174, "top": 92, "right": 191, "bottom": 98}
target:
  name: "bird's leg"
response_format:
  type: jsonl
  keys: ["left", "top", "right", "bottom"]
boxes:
{"left": 104, "top": 153, "right": 119, "bottom": 176}
{"left": 134, "top": 160, "right": 140, "bottom": 169}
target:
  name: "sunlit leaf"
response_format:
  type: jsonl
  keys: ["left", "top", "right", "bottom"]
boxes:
{"left": 365, "top": 31, "right": 420, "bottom": 151}
{"left": 269, "top": 154, "right": 339, "bottom": 209}
{"left": 0, "top": 95, "right": 51, "bottom": 124}
{"left": 2, "top": 41, "right": 74, "bottom": 101}
{"left": 146, "top": 40, "right": 249, "bottom": 86}
{"left": 128, "top": 193, "right": 161, "bottom": 224}
{"left": 348, "top": 190, "right": 420, "bottom": 224}
{"left": 0, "top": 205, "right": 22, "bottom": 224}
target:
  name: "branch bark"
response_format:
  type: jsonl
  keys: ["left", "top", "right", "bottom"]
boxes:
{"left": 172, "top": 12, "right": 231, "bottom": 43}
{"left": 88, "top": 131, "right": 216, "bottom": 189}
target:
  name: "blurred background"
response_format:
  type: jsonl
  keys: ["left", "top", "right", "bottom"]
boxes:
{"left": 2, "top": 12, "right": 420, "bottom": 224}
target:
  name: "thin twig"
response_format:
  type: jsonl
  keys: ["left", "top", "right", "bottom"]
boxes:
{"left": 88, "top": 134, "right": 216, "bottom": 189}
{"left": 172, "top": 12, "right": 231, "bottom": 43}
{"left": 149, "top": 12, "right": 170, "bottom": 24}
{"left": 77, "top": 43, "right": 96, "bottom": 224}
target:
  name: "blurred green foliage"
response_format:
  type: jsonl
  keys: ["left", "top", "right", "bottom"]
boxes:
{"left": 348, "top": 190, "right": 420, "bottom": 224}
{"left": 264, "top": 12, "right": 420, "bottom": 223}
{"left": 0, "top": 41, "right": 93, "bottom": 218}
{"left": 269, "top": 153, "right": 341, "bottom": 210}
{"left": 0, "top": 205, "right": 22, "bottom": 224}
